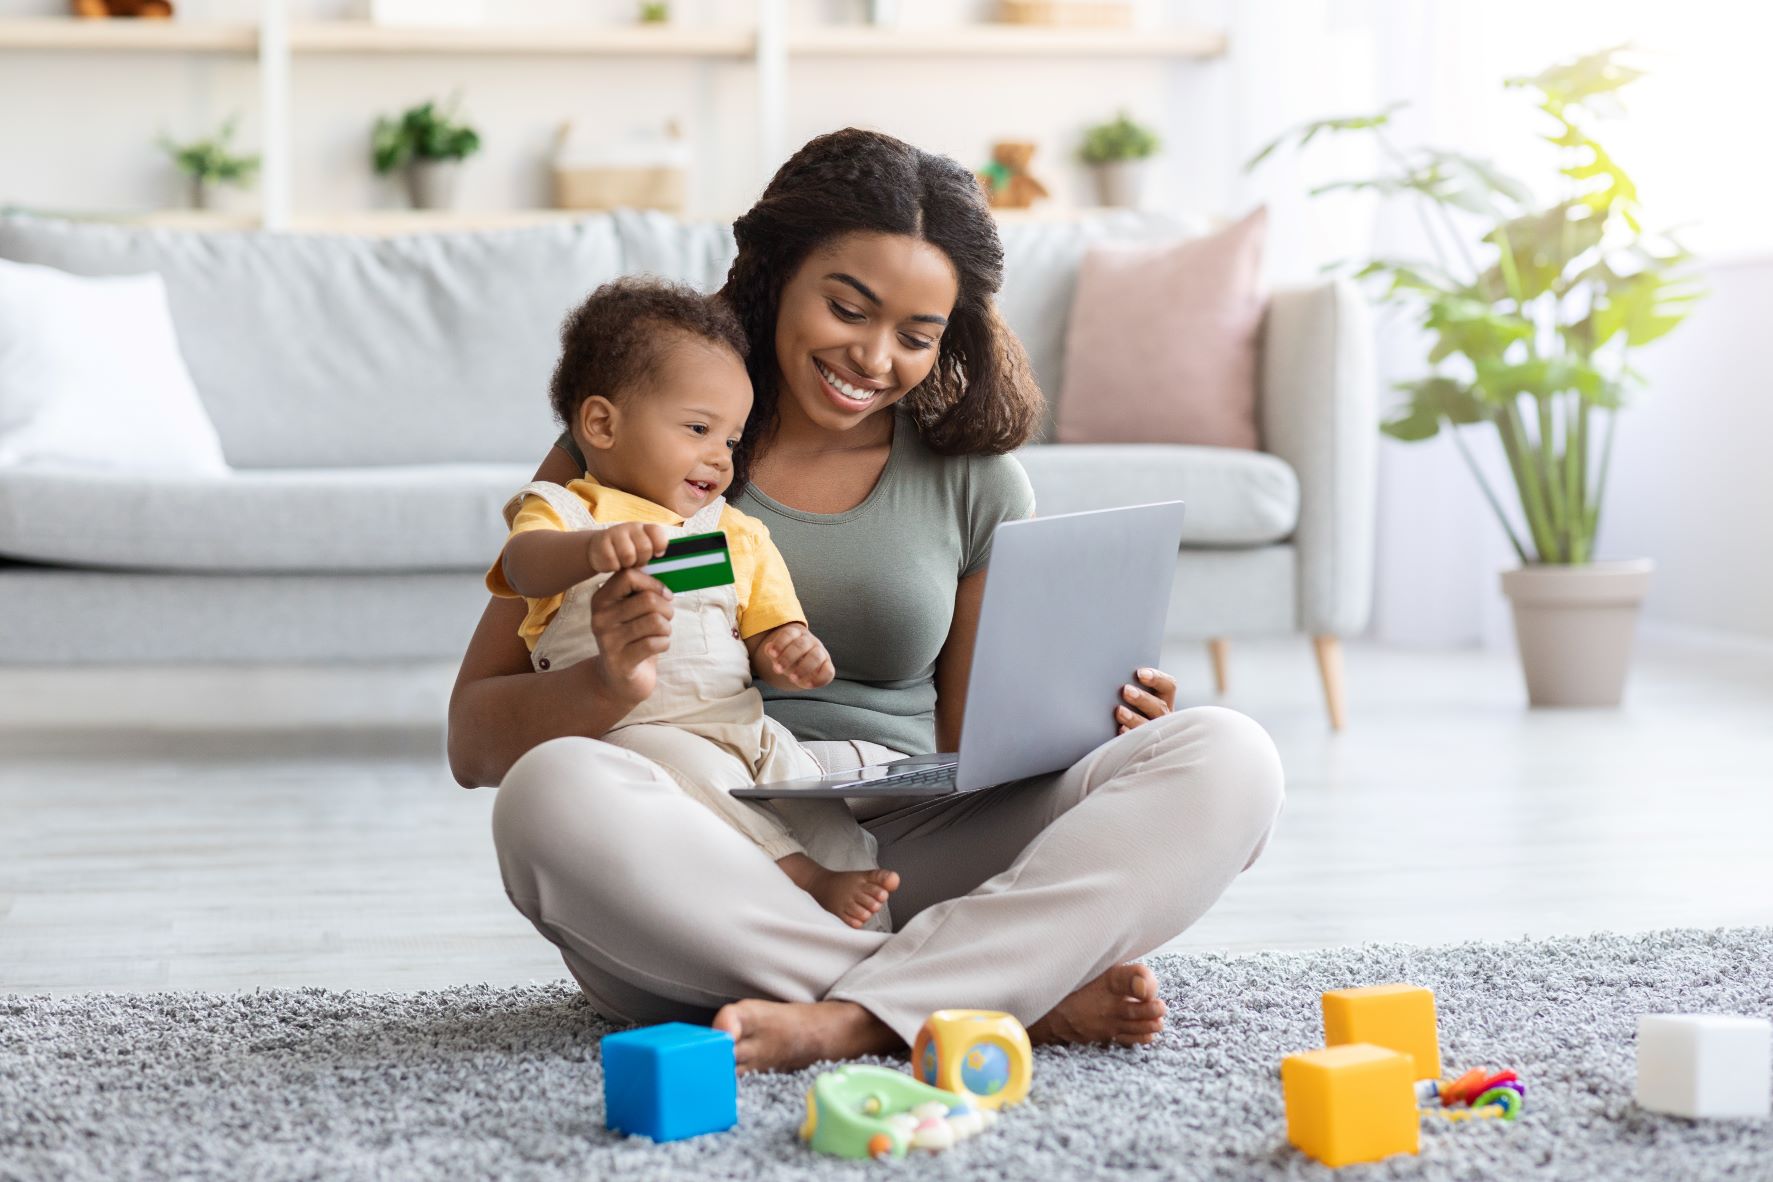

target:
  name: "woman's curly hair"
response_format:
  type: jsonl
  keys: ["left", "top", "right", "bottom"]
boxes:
{"left": 720, "top": 128, "right": 1043, "bottom": 487}
{"left": 549, "top": 275, "right": 748, "bottom": 437}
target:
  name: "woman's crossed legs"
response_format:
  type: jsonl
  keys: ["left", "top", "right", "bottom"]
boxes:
{"left": 492, "top": 706, "right": 1284, "bottom": 1072}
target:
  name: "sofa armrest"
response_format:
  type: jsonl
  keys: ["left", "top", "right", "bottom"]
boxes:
{"left": 1257, "top": 279, "right": 1377, "bottom": 637}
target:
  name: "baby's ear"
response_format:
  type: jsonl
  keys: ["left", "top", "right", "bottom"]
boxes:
{"left": 577, "top": 396, "right": 618, "bottom": 451}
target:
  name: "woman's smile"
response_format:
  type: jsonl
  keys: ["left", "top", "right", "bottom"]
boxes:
{"left": 813, "top": 357, "right": 886, "bottom": 411}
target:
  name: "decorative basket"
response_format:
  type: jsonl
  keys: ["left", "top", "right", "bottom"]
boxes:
{"left": 995, "top": 0, "right": 1132, "bottom": 27}
{"left": 551, "top": 121, "right": 688, "bottom": 214}
{"left": 553, "top": 168, "right": 686, "bottom": 214}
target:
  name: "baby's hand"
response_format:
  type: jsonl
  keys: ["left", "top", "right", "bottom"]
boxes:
{"left": 751, "top": 622, "right": 835, "bottom": 691}
{"left": 585, "top": 522, "right": 670, "bottom": 574}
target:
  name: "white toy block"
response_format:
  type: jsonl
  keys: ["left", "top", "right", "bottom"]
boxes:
{"left": 1636, "top": 1014, "right": 1771, "bottom": 1119}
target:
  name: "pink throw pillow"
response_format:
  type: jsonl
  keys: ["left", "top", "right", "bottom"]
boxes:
{"left": 1056, "top": 206, "right": 1268, "bottom": 450}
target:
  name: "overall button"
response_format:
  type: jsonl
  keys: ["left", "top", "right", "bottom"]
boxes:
{"left": 538, "top": 657, "right": 551, "bottom": 670}
{"left": 732, "top": 628, "right": 740, "bottom": 639}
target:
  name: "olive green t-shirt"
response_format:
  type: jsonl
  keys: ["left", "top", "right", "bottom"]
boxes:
{"left": 555, "top": 410, "right": 1035, "bottom": 754}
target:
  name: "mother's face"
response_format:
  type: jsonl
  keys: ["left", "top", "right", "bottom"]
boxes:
{"left": 772, "top": 232, "right": 959, "bottom": 434}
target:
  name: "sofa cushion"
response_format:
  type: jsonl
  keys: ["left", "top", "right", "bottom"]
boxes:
{"left": 0, "top": 214, "right": 630, "bottom": 470}
{"left": 994, "top": 211, "right": 1199, "bottom": 442}
{"left": 1057, "top": 207, "right": 1268, "bottom": 451}
{"left": 612, "top": 207, "right": 738, "bottom": 291}
{"left": 0, "top": 260, "right": 229, "bottom": 476}
{"left": 0, "top": 464, "right": 529, "bottom": 573}
{"left": 1015, "top": 443, "right": 1299, "bottom": 547}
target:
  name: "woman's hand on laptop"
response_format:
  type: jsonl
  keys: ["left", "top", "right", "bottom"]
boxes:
{"left": 748, "top": 623, "right": 836, "bottom": 692}
{"left": 1115, "top": 667, "right": 1178, "bottom": 735}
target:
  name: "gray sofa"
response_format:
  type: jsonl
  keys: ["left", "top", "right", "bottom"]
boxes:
{"left": 0, "top": 210, "right": 1373, "bottom": 723}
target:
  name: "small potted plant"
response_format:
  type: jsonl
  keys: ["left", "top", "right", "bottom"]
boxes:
{"left": 1249, "top": 47, "right": 1700, "bottom": 707}
{"left": 158, "top": 116, "right": 259, "bottom": 211}
{"left": 372, "top": 96, "right": 482, "bottom": 210}
{"left": 1079, "top": 110, "right": 1159, "bottom": 208}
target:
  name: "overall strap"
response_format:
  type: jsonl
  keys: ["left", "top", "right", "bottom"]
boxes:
{"left": 682, "top": 495, "right": 727, "bottom": 535}
{"left": 503, "top": 481, "right": 599, "bottom": 531}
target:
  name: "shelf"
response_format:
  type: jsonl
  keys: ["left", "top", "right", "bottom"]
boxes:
{"left": 6, "top": 13, "right": 1226, "bottom": 231}
{"left": 100, "top": 206, "right": 1137, "bottom": 234}
{"left": 0, "top": 18, "right": 1225, "bottom": 60}
{"left": 121, "top": 209, "right": 608, "bottom": 234}
{"left": 284, "top": 209, "right": 594, "bottom": 233}
{"left": 0, "top": 16, "right": 256, "bottom": 53}
{"left": 285, "top": 22, "right": 754, "bottom": 57}
{"left": 788, "top": 24, "right": 1225, "bottom": 58}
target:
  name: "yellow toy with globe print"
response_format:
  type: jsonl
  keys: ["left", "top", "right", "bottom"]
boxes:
{"left": 912, "top": 1010, "right": 1034, "bottom": 1110}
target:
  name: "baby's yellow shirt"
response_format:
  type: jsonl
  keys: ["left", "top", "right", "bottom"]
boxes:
{"left": 485, "top": 476, "right": 806, "bottom": 652}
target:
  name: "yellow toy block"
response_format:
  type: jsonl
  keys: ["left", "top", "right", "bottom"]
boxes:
{"left": 1322, "top": 983, "right": 1441, "bottom": 1080}
{"left": 910, "top": 1010, "right": 1032, "bottom": 1110}
{"left": 1282, "top": 1044, "right": 1420, "bottom": 1168}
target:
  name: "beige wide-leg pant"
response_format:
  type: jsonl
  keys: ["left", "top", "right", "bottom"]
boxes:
{"left": 492, "top": 706, "right": 1284, "bottom": 1043}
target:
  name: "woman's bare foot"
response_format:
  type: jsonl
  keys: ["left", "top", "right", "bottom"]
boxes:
{"left": 711, "top": 998, "right": 903, "bottom": 1074}
{"left": 1027, "top": 962, "right": 1167, "bottom": 1047}
{"left": 777, "top": 855, "right": 900, "bottom": 928}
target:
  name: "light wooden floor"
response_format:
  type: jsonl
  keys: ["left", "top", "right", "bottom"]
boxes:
{"left": 2, "top": 632, "right": 1770, "bottom": 995}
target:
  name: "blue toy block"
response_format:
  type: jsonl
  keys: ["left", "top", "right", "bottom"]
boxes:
{"left": 601, "top": 1022, "right": 738, "bottom": 1142}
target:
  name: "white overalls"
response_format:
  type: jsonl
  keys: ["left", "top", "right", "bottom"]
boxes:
{"left": 507, "top": 482, "right": 885, "bottom": 927}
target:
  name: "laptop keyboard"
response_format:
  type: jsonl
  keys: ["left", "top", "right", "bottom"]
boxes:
{"left": 869, "top": 764, "right": 959, "bottom": 788}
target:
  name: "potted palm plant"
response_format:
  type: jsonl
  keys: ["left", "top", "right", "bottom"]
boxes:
{"left": 1249, "top": 47, "right": 1700, "bottom": 707}
{"left": 158, "top": 116, "right": 259, "bottom": 211}
{"left": 1079, "top": 110, "right": 1159, "bottom": 208}
{"left": 373, "top": 97, "right": 482, "bottom": 210}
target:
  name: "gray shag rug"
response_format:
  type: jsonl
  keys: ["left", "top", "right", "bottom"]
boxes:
{"left": 4, "top": 928, "right": 1770, "bottom": 1181}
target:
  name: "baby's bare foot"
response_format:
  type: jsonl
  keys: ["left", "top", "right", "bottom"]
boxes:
{"left": 1027, "top": 962, "right": 1167, "bottom": 1047}
{"left": 777, "top": 855, "right": 899, "bottom": 927}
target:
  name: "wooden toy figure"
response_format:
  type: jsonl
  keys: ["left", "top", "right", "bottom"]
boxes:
{"left": 976, "top": 141, "right": 1051, "bottom": 210}
{"left": 72, "top": 1, "right": 175, "bottom": 16}
{"left": 911, "top": 1010, "right": 1033, "bottom": 1109}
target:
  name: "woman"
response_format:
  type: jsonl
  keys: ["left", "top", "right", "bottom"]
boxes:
{"left": 448, "top": 128, "right": 1285, "bottom": 1073}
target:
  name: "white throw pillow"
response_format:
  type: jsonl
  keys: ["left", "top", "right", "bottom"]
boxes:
{"left": 0, "top": 257, "right": 229, "bottom": 475}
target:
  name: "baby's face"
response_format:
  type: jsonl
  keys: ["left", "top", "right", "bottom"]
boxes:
{"left": 593, "top": 339, "right": 752, "bottom": 518}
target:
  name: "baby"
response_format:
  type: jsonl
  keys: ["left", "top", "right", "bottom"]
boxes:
{"left": 487, "top": 277, "right": 897, "bottom": 930}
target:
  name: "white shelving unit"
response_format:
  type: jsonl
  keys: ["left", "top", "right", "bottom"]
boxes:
{"left": 0, "top": 16, "right": 256, "bottom": 51}
{"left": 0, "top": 15, "right": 1223, "bottom": 58}
{"left": 786, "top": 24, "right": 1225, "bottom": 58}
{"left": 0, "top": 4, "right": 1226, "bottom": 232}
{"left": 285, "top": 20, "right": 755, "bottom": 56}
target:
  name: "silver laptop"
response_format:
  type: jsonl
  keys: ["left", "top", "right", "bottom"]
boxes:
{"left": 733, "top": 500, "right": 1186, "bottom": 800}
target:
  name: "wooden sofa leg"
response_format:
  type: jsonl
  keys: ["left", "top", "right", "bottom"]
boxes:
{"left": 1312, "top": 634, "right": 1346, "bottom": 731}
{"left": 1207, "top": 638, "right": 1230, "bottom": 696}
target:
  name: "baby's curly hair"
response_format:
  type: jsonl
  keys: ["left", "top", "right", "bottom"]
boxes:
{"left": 549, "top": 277, "right": 749, "bottom": 435}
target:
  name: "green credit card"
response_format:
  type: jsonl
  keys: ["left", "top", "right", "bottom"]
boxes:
{"left": 643, "top": 530, "right": 735, "bottom": 593}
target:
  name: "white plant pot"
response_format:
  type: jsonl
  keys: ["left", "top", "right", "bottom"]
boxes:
{"left": 1090, "top": 160, "right": 1146, "bottom": 208}
{"left": 1500, "top": 559, "right": 1654, "bottom": 708}
{"left": 405, "top": 159, "right": 462, "bottom": 210}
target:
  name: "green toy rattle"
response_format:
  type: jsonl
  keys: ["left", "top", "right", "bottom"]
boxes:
{"left": 800, "top": 1064, "right": 999, "bottom": 1160}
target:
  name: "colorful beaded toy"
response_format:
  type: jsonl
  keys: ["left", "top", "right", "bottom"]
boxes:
{"left": 1420, "top": 1067, "right": 1526, "bottom": 1122}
